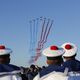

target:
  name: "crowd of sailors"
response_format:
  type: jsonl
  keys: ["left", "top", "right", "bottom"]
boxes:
{"left": 0, "top": 42, "right": 80, "bottom": 80}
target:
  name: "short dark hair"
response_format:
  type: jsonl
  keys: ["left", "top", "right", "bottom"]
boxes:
{"left": 0, "top": 54, "right": 10, "bottom": 58}
{"left": 47, "top": 56, "right": 62, "bottom": 60}
{"left": 63, "top": 54, "right": 76, "bottom": 58}
{"left": 47, "top": 56, "right": 63, "bottom": 65}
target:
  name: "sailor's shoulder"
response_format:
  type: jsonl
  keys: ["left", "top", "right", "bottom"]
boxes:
{"left": 0, "top": 64, "right": 21, "bottom": 74}
{"left": 63, "top": 59, "right": 80, "bottom": 67}
{"left": 40, "top": 65, "right": 65, "bottom": 77}
{"left": 8, "top": 64, "right": 20, "bottom": 70}
{"left": 0, "top": 64, "right": 22, "bottom": 80}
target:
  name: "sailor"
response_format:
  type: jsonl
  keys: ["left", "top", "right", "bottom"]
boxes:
{"left": 61, "top": 42, "right": 80, "bottom": 71}
{"left": 33, "top": 45, "right": 65, "bottom": 80}
{"left": 0, "top": 45, "right": 22, "bottom": 80}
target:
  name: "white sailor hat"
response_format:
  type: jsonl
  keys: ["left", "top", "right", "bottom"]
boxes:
{"left": 61, "top": 42, "right": 77, "bottom": 57}
{"left": 0, "top": 45, "right": 12, "bottom": 56}
{"left": 42, "top": 45, "right": 64, "bottom": 57}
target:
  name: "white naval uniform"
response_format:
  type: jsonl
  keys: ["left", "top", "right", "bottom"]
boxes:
{"left": 0, "top": 64, "right": 22, "bottom": 80}
{"left": 33, "top": 71, "right": 68, "bottom": 80}
{"left": 0, "top": 70, "right": 22, "bottom": 80}
{"left": 33, "top": 70, "right": 80, "bottom": 80}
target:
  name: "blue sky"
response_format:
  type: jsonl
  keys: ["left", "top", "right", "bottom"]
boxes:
{"left": 0, "top": 0, "right": 80, "bottom": 67}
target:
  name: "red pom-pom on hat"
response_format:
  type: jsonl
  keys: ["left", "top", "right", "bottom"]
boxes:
{"left": 50, "top": 45, "right": 58, "bottom": 50}
{"left": 65, "top": 44, "right": 72, "bottom": 50}
{"left": 0, "top": 45, "right": 5, "bottom": 49}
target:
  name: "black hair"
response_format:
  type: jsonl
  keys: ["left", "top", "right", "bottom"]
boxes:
{"left": 0, "top": 54, "right": 10, "bottom": 58}
{"left": 47, "top": 56, "right": 63, "bottom": 65}
{"left": 63, "top": 54, "right": 76, "bottom": 58}
{"left": 0, "top": 54, "right": 10, "bottom": 64}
